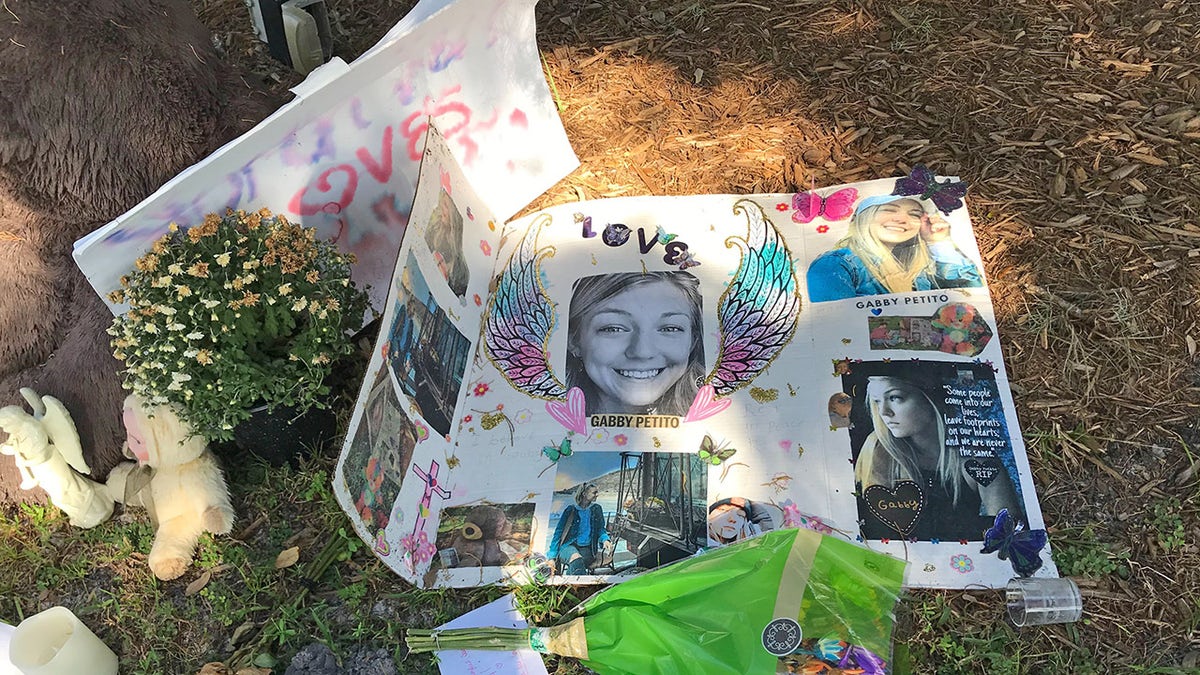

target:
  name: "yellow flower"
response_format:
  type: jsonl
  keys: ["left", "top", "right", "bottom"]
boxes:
{"left": 278, "top": 283, "right": 293, "bottom": 296}
{"left": 168, "top": 222, "right": 179, "bottom": 233}
{"left": 312, "top": 354, "right": 330, "bottom": 365}
{"left": 107, "top": 289, "right": 126, "bottom": 304}
{"left": 195, "top": 349, "right": 213, "bottom": 365}
{"left": 291, "top": 298, "right": 309, "bottom": 312}
{"left": 168, "top": 263, "right": 183, "bottom": 275}
{"left": 215, "top": 252, "right": 231, "bottom": 267}
{"left": 176, "top": 285, "right": 192, "bottom": 297}
{"left": 188, "top": 262, "right": 209, "bottom": 278}
{"left": 135, "top": 254, "right": 160, "bottom": 272}
{"left": 306, "top": 270, "right": 319, "bottom": 283}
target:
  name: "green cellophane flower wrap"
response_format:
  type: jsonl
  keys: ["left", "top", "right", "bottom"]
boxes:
{"left": 407, "top": 528, "right": 907, "bottom": 675}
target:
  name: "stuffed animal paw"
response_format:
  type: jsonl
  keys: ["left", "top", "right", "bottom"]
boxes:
{"left": 148, "top": 547, "right": 191, "bottom": 582}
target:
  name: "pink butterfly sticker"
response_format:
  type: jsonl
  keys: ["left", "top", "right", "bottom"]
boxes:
{"left": 545, "top": 387, "right": 588, "bottom": 435}
{"left": 684, "top": 384, "right": 732, "bottom": 423}
{"left": 792, "top": 187, "right": 858, "bottom": 224}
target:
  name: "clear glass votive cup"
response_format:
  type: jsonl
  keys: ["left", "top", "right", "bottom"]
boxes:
{"left": 1006, "top": 577, "right": 1083, "bottom": 627}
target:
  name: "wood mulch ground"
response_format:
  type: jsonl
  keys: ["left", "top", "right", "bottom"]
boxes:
{"left": 199, "top": 0, "right": 1200, "bottom": 670}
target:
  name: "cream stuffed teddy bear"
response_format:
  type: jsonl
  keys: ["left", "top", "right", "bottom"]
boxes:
{"left": 0, "top": 389, "right": 235, "bottom": 581}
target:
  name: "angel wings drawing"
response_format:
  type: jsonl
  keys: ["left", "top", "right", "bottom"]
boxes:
{"left": 483, "top": 199, "right": 801, "bottom": 432}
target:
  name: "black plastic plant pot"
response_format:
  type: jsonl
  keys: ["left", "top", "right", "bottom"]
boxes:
{"left": 229, "top": 402, "right": 339, "bottom": 467}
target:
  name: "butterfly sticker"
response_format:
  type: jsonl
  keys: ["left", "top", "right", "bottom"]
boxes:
{"left": 980, "top": 508, "right": 1047, "bottom": 577}
{"left": 792, "top": 187, "right": 858, "bottom": 224}
{"left": 892, "top": 163, "right": 968, "bottom": 215}
{"left": 542, "top": 436, "right": 573, "bottom": 462}
{"left": 698, "top": 434, "right": 737, "bottom": 465}
{"left": 537, "top": 435, "right": 574, "bottom": 477}
{"left": 656, "top": 225, "right": 678, "bottom": 244}
{"left": 668, "top": 247, "right": 701, "bottom": 270}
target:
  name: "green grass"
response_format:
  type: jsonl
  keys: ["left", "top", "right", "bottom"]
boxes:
{"left": 0, "top": 452, "right": 512, "bottom": 674}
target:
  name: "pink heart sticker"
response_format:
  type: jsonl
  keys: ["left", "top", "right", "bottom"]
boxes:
{"left": 374, "top": 530, "right": 391, "bottom": 556}
{"left": 684, "top": 384, "right": 731, "bottom": 423}
{"left": 545, "top": 387, "right": 588, "bottom": 435}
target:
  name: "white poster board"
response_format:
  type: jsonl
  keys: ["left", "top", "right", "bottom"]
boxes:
{"left": 73, "top": 0, "right": 577, "bottom": 314}
{"left": 333, "top": 126, "right": 1055, "bottom": 590}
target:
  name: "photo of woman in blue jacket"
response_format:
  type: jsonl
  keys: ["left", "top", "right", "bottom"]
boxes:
{"left": 806, "top": 194, "right": 983, "bottom": 302}
{"left": 548, "top": 482, "right": 612, "bottom": 574}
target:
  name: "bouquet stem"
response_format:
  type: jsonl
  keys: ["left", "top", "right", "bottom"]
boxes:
{"left": 405, "top": 627, "right": 531, "bottom": 653}
{"left": 406, "top": 617, "right": 589, "bottom": 658}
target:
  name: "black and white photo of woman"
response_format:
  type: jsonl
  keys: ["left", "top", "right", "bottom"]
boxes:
{"left": 851, "top": 371, "right": 1022, "bottom": 540}
{"left": 423, "top": 188, "right": 470, "bottom": 297}
{"left": 565, "top": 271, "right": 705, "bottom": 417}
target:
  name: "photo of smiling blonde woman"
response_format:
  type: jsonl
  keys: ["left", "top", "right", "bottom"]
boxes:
{"left": 565, "top": 272, "right": 705, "bottom": 417}
{"left": 806, "top": 194, "right": 983, "bottom": 302}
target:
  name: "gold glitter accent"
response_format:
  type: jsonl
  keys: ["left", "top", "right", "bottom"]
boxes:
{"left": 749, "top": 386, "right": 778, "bottom": 403}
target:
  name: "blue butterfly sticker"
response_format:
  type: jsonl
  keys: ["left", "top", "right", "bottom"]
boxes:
{"left": 980, "top": 508, "right": 1047, "bottom": 577}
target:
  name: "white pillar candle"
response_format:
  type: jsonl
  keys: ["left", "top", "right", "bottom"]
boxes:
{"left": 1, "top": 622, "right": 21, "bottom": 675}
{"left": 9, "top": 607, "right": 117, "bottom": 675}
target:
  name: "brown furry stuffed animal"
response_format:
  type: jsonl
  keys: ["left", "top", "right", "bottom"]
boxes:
{"left": 444, "top": 505, "right": 514, "bottom": 568}
{"left": 105, "top": 395, "right": 236, "bottom": 581}
{"left": 0, "top": 0, "right": 278, "bottom": 503}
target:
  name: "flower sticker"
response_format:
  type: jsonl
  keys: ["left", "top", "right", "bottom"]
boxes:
{"left": 950, "top": 554, "right": 974, "bottom": 573}
{"left": 781, "top": 500, "right": 834, "bottom": 534}
{"left": 514, "top": 409, "right": 533, "bottom": 424}
{"left": 782, "top": 500, "right": 803, "bottom": 528}
{"left": 775, "top": 202, "right": 789, "bottom": 212}
{"left": 473, "top": 293, "right": 483, "bottom": 307}
{"left": 816, "top": 224, "right": 829, "bottom": 234}
{"left": 480, "top": 240, "right": 492, "bottom": 256}
{"left": 472, "top": 382, "right": 490, "bottom": 397}
{"left": 614, "top": 434, "right": 628, "bottom": 447}
{"left": 589, "top": 428, "right": 610, "bottom": 443}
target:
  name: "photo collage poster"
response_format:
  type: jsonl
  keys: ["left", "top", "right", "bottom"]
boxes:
{"left": 334, "top": 127, "right": 1055, "bottom": 589}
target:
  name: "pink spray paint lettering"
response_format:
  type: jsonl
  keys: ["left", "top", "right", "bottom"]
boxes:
{"left": 287, "top": 164, "right": 359, "bottom": 216}
{"left": 399, "top": 86, "right": 489, "bottom": 166}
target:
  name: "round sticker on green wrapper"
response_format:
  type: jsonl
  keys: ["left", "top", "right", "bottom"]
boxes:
{"left": 761, "top": 617, "right": 803, "bottom": 656}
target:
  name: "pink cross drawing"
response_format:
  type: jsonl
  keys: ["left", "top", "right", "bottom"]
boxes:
{"left": 409, "top": 460, "right": 451, "bottom": 545}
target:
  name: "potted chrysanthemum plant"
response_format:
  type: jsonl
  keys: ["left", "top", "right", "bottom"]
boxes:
{"left": 107, "top": 208, "right": 369, "bottom": 462}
